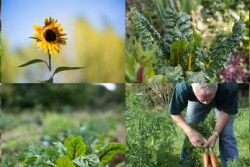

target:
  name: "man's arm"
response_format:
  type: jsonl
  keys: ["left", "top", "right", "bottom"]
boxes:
{"left": 171, "top": 114, "right": 206, "bottom": 147}
{"left": 204, "top": 111, "right": 231, "bottom": 147}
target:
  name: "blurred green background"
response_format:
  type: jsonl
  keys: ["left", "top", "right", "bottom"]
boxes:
{"left": 2, "top": 0, "right": 125, "bottom": 83}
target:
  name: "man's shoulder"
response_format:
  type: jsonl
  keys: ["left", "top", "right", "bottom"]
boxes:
{"left": 219, "top": 83, "right": 237, "bottom": 92}
{"left": 176, "top": 82, "right": 191, "bottom": 93}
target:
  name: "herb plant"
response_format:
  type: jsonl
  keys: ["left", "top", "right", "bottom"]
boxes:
{"left": 125, "top": 85, "right": 178, "bottom": 166}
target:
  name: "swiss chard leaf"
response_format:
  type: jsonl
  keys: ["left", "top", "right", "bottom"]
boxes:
{"left": 64, "top": 136, "right": 86, "bottom": 160}
{"left": 55, "top": 156, "right": 75, "bottom": 167}
{"left": 170, "top": 39, "right": 188, "bottom": 66}
{"left": 98, "top": 142, "right": 126, "bottom": 164}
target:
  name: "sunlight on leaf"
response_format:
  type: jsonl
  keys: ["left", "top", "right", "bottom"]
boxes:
{"left": 18, "top": 59, "right": 49, "bottom": 68}
{"left": 52, "top": 67, "right": 86, "bottom": 78}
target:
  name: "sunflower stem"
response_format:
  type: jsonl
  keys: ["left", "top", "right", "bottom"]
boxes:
{"left": 48, "top": 52, "right": 53, "bottom": 83}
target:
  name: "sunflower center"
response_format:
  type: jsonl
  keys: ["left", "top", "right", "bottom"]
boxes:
{"left": 45, "top": 29, "right": 57, "bottom": 42}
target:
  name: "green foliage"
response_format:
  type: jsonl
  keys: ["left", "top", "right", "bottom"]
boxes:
{"left": 125, "top": 85, "right": 178, "bottom": 166}
{"left": 227, "top": 157, "right": 250, "bottom": 167}
{"left": 0, "top": 84, "right": 124, "bottom": 112}
{"left": 64, "top": 136, "right": 86, "bottom": 160}
{"left": 169, "top": 39, "right": 188, "bottom": 66}
{"left": 196, "top": 20, "right": 246, "bottom": 80}
{"left": 98, "top": 143, "right": 126, "bottom": 164}
{"left": 125, "top": 37, "right": 156, "bottom": 82}
{"left": 72, "top": 155, "right": 99, "bottom": 167}
{"left": 127, "top": 2, "right": 245, "bottom": 82}
{"left": 2, "top": 136, "right": 125, "bottom": 167}
{"left": 130, "top": 7, "right": 165, "bottom": 73}
{"left": 56, "top": 156, "right": 76, "bottom": 167}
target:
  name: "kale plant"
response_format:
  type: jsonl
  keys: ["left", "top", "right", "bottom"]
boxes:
{"left": 128, "top": 0, "right": 245, "bottom": 82}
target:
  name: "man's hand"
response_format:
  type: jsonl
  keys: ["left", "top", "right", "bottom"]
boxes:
{"left": 186, "top": 129, "right": 206, "bottom": 147}
{"left": 204, "top": 134, "right": 218, "bottom": 148}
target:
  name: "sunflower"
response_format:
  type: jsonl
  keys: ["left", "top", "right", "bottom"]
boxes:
{"left": 32, "top": 17, "right": 67, "bottom": 54}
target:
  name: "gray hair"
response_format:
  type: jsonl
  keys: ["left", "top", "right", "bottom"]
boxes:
{"left": 191, "top": 83, "right": 218, "bottom": 95}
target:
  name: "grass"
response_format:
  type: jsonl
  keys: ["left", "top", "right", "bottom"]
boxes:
{"left": 234, "top": 108, "right": 249, "bottom": 159}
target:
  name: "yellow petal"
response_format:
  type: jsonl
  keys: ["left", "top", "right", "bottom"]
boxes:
{"left": 33, "top": 24, "right": 43, "bottom": 32}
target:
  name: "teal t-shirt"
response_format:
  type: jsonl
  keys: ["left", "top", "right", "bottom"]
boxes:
{"left": 168, "top": 82, "right": 238, "bottom": 115}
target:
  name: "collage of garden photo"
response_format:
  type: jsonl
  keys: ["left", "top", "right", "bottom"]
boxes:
{"left": 0, "top": 0, "right": 249, "bottom": 167}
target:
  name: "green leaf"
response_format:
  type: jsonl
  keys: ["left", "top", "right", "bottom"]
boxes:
{"left": 53, "top": 142, "right": 67, "bottom": 156}
{"left": 23, "top": 155, "right": 39, "bottom": 164}
{"left": 72, "top": 155, "right": 99, "bottom": 167}
{"left": 38, "top": 77, "right": 53, "bottom": 83}
{"left": 29, "top": 37, "right": 38, "bottom": 39}
{"left": 145, "top": 136, "right": 155, "bottom": 148}
{"left": 45, "top": 160, "right": 55, "bottom": 166}
{"left": 148, "top": 75, "right": 163, "bottom": 83}
{"left": 98, "top": 143, "right": 125, "bottom": 164}
{"left": 52, "top": 66, "right": 86, "bottom": 77}
{"left": 18, "top": 59, "right": 49, "bottom": 68}
{"left": 56, "top": 156, "right": 75, "bottom": 167}
{"left": 64, "top": 136, "right": 86, "bottom": 160}
{"left": 170, "top": 39, "right": 188, "bottom": 66}
{"left": 185, "top": 71, "right": 208, "bottom": 82}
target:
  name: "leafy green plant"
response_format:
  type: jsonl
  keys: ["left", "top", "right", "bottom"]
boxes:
{"left": 125, "top": 85, "right": 178, "bottom": 166}
{"left": 2, "top": 136, "right": 125, "bottom": 167}
{"left": 125, "top": 37, "right": 156, "bottom": 82}
{"left": 127, "top": 1, "right": 245, "bottom": 82}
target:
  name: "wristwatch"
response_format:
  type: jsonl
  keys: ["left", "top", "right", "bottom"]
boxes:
{"left": 213, "top": 131, "right": 219, "bottom": 138}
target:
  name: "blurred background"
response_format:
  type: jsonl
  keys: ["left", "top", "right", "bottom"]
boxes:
{"left": 0, "top": 83, "right": 125, "bottom": 165}
{"left": 2, "top": 0, "right": 125, "bottom": 83}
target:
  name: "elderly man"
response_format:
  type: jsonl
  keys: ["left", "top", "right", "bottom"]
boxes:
{"left": 168, "top": 82, "right": 238, "bottom": 167}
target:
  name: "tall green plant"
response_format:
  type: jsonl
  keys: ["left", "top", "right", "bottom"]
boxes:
{"left": 129, "top": 2, "right": 244, "bottom": 82}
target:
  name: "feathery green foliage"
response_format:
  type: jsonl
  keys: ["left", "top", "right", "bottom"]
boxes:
{"left": 126, "top": 85, "right": 178, "bottom": 166}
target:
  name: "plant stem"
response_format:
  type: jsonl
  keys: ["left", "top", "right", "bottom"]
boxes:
{"left": 48, "top": 51, "right": 53, "bottom": 83}
{"left": 48, "top": 52, "right": 51, "bottom": 72}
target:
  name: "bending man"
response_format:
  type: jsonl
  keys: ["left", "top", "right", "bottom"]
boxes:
{"left": 168, "top": 82, "right": 238, "bottom": 167}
